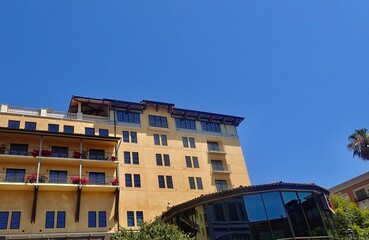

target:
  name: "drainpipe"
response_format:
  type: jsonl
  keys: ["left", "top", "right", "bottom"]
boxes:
{"left": 36, "top": 136, "right": 43, "bottom": 184}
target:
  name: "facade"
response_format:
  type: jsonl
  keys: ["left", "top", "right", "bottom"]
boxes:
{"left": 329, "top": 171, "right": 369, "bottom": 209}
{"left": 0, "top": 96, "right": 250, "bottom": 239}
{"left": 162, "top": 182, "right": 339, "bottom": 240}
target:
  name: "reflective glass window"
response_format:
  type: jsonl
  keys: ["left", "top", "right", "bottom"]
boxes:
{"left": 134, "top": 174, "right": 141, "bottom": 188}
{"left": 117, "top": 111, "right": 140, "bottom": 124}
{"left": 189, "top": 138, "right": 196, "bottom": 148}
{"left": 48, "top": 124, "right": 59, "bottom": 132}
{"left": 63, "top": 125, "right": 74, "bottom": 134}
{"left": 132, "top": 152, "right": 139, "bottom": 164}
{"left": 188, "top": 177, "right": 196, "bottom": 189}
{"left": 0, "top": 212, "right": 9, "bottom": 229}
{"left": 88, "top": 211, "right": 96, "bottom": 228}
{"left": 10, "top": 212, "right": 21, "bottom": 229}
{"left": 45, "top": 211, "right": 55, "bottom": 228}
{"left": 124, "top": 151, "right": 131, "bottom": 164}
{"left": 125, "top": 174, "right": 132, "bottom": 187}
{"left": 131, "top": 132, "right": 137, "bottom": 143}
{"left": 163, "top": 154, "right": 170, "bottom": 166}
{"left": 127, "top": 211, "right": 134, "bottom": 226}
{"left": 185, "top": 156, "right": 192, "bottom": 168}
{"left": 154, "top": 134, "right": 160, "bottom": 145}
{"left": 175, "top": 118, "right": 196, "bottom": 130}
{"left": 123, "top": 131, "right": 129, "bottom": 142}
{"left": 99, "top": 211, "right": 106, "bottom": 227}
{"left": 56, "top": 211, "right": 65, "bottom": 228}
{"left": 136, "top": 211, "right": 144, "bottom": 224}
{"left": 89, "top": 172, "right": 105, "bottom": 185}
{"left": 161, "top": 135, "right": 168, "bottom": 146}
{"left": 156, "top": 154, "right": 162, "bottom": 166}
{"left": 8, "top": 120, "right": 20, "bottom": 129}
{"left": 182, "top": 137, "right": 189, "bottom": 148}
{"left": 25, "top": 122, "right": 37, "bottom": 130}
{"left": 149, "top": 115, "right": 168, "bottom": 128}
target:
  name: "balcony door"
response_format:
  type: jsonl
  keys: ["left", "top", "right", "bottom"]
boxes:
{"left": 6, "top": 169, "right": 25, "bottom": 182}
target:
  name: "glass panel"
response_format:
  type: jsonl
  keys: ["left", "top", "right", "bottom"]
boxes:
{"left": 6, "top": 169, "right": 25, "bottom": 182}
{"left": 185, "top": 156, "right": 192, "bottom": 168}
{"left": 298, "top": 192, "right": 327, "bottom": 237}
{"left": 243, "top": 194, "right": 272, "bottom": 240}
{"left": 182, "top": 137, "right": 189, "bottom": 148}
{"left": 166, "top": 176, "right": 173, "bottom": 188}
{"left": 193, "top": 157, "right": 199, "bottom": 168}
{"left": 51, "top": 146, "right": 68, "bottom": 158}
{"left": 156, "top": 154, "right": 162, "bottom": 166}
{"left": 89, "top": 172, "right": 105, "bottom": 185}
{"left": 163, "top": 154, "right": 170, "bottom": 166}
{"left": 161, "top": 135, "right": 168, "bottom": 146}
{"left": 89, "top": 149, "right": 105, "bottom": 160}
{"left": 207, "top": 142, "right": 220, "bottom": 151}
{"left": 9, "top": 144, "right": 28, "bottom": 156}
{"left": 25, "top": 122, "right": 36, "bottom": 130}
{"left": 127, "top": 211, "right": 134, "bottom": 226}
{"left": 158, "top": 175, "right": 165, "bottom": 188}
{"left": 131, "top": 132, "right": 137, "bottom": 143}
{"left": 98, "top": 211, "right": 106, "bottom": 227}
{"left": 215, "top": 180, "right": 228, "bottom": 192}
{"left": 132, "top": 152, "right": 139, "bottom": 164}
{"left": 134, "top": 174, "right": 141, "bottom": 187}
{"left": 63, "top": 125, "right": 74, "bottom": 134}
{"left": 85, "top": 127, "right": 95, "bottom": 135}
{"left": 124, "top": 152, "right": 131, "bottom": 164}
{"left": 8, "top": 120, "right": 20, "bottom": 129}
{"left": 196, "top": 177, "right": 203, "bottom": 190}
{"left": 212, "top": 160, "right": 224, "bottom": 171}
{"left": 123, "top": 131, "right": 129, "bottom": 142}
{"left": 149, "top": 115, "right": 168, "bottom": 128}
{"left": 88, "top": 211, "right": 96, "bottom": 227}
{"left": 49, "top": 170, "right": 67, "bottom": 183}
{"left": 201, "top": 122, "right": 221, "bottom": 132}
{"left": 117, "top": 111, "right": 140, "bottom": 124}
{"left": 175, "top": 118, "right": 196, "bottom": 130}
{"left": 99, "top": 129, "right": 108, "bottom": 137}
{"left": 10, "top": 212, "right": 21, "bottom": 229}
{"left": 262, "top": 192, "right": 293, "bottom": 239}
{"left": 136, "top": 211, "right": 143, "bottom": 224}
{"left": 125, "top": 174, "right": 132, "bottom": 187}
{"left": 48, "top": 124, "right": 59, "bottom": 132}
{"left": 57, "top": 211, "right": 66, "bottom": 228}
{"left": 45, "top": 211, "right": 55, "bottom": 228}
{"left": 189, "top": 138, "right": 196, "bottom": 148}
{"left": 0, "top": 212, "right": 9, "bottom": 229}
{"left": 189, "top": 177, "right": 196, "bottom": 189}
{"left": 154, "top": 134, "right": 160, "bottom": 145}
{"left": 282, "top": 191, "right": 311, "bottom": 237}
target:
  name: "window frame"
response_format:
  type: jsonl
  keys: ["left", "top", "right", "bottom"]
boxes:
{"left": 99, "top": 129, "right": 109, "bottom": 137}
{"left": 125, "top": 174, "right": 133, "bottom": 187}
{"left": 148, "top": 115, "right": 168, "bottom": 128}
{"left": 127, "top": 211, "right": 135, "bottom": 227}
{"left": 56, "top": 211, "right": 66, "bottom": 228}
{"left": 45, "top": 211, "right": 55, "bottom": 228}
{"left": 25, "top": 121, "right": 36, "bottom": 130}
{"left": 48, "top": 124, "right": 59, "bottom": 133}
{"left": 10, "top": 211, "right": 21, "bottom": 229}
{"left": 8, "top": 120, "right": 20, "bottom": 129}
{"left": 63, "top": 125, "right": 74, "bottom": 134}
{"left": 134, "top": 174, "right": 141, "bottom": 188}
{"left": 0, "top": 212, "right": 9, "bottom": 229}
{"left": 98, "top": 211, "right": 107, "bottom": 227}
{"left": 88, "top": 211, "right": 97, "bottom": 228}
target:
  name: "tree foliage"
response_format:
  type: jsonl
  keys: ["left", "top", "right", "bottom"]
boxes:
{"left": 330, "top": 194, "right": 369, "bottom": 239}
{"left": 111, "top": 218, "right": 194, "bottom": 240}
{"left": 347, "top": 128, "right": 369, "bottom": 161}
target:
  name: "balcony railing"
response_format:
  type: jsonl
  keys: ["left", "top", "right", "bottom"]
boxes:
{"left": 2, "top": 104, "right": 109, "bottom": 123}
{"left": 0, "top": 172, "right": 118, "bottom": 186}
{"left": 0, "top": 146, "right": 117, "bottom": 161}
{"left": 211, "top": 164, "right": 231, "bottom": 173}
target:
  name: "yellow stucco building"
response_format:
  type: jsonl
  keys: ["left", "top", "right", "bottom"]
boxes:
{"left": 0, "top": 96, "right": 250, "bottom": 239}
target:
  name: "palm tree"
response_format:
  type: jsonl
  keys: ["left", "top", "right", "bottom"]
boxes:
{"left": 347, "top": 128, "right": 369, "bottom": 161}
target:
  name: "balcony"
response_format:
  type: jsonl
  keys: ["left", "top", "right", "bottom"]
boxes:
{"left": 0, "top": 172, "right": 118, "bottom": 192}
{"left": 207, "top": 142, "right": 226, "bottom": 154}
{"left": 211, "top": 164, "right": 231, "bottom": 174}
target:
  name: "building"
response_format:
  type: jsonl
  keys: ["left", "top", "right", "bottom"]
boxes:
{"left": 329, "top": 171, "right": 369, "bottom": 209}
{"left": 162, "top": 182, "right": 340, "bottom": 240}
{"left": 0, "top": 95, "right": 250, "bottom": 239}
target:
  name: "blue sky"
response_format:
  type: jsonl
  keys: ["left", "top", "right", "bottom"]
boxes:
{"left": 1, "top": 1, "right": 369, "bottom": 188}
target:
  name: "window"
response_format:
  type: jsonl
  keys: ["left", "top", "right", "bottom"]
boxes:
{"left": 45, "top": 211, "right": 55, "bottom": 228}
{"left": 175, "top": 118, "right": 196, "bottom": 130}
{"left": 85, "top": 127, "right": 95, "bottom": 136}
{"left": 25, "top": 122, "right": 36, "bottom": 130}
{"left": 158, "top": 175, "right": 173, "bottom": 188}
{"left": 182, "top": 137, "right": 196, "bottom": 148}
{"left": 148, "top": 115, "right": 168, "bottom": 128}
{"left": 8, "top": 120, "right": 20, "bottom": 129}
{"left": 156, "top": 154, "right": 163, "bottom": 166}
{"left": 126, "top": 174, "right": 142, "bottom": 188}
{"left": 125, "top": 174, "right": 132, "bottom": 187}
{"left": 185, "top": 156, "right": 199, "bottom": 168}
{"left": 9, "top": 143, "right": 28, "bottom": 156}
{"left": 211, "top": 160, "right": 224, "bottom": 171}
{"left": 89, "top": 149, "right": 105, "bottom": 160}
{"left": 117, "top": 111, "right": 140, "bottom": 124}
{"left": 132, "top": 152, "right": 139, "bottom": 164}
{"left": 207, "top": 142, "right": 220, "bottom": 151}
{"left": 0, "top": 212, "right": 8, "bottom": 229}
{"left": 215, "top": 180, "right": 228, "bottom": 192}
{"left": 99, "top": 129, "right": 109, "bottom": 137}
{"left": 89, "top": 172, "right": 105, "bottom": 185}
{"left": 354, "top": 188, "right": 369, "bottom": 201}
{"left": 125, "top": 152, "right": 139, "bottom": 164}
{"left": 123, "top": 131, "right": 130, "bottom": 142}
{"left": 63, "top": 125, "right": 74, "bottom": 134}
{"left": 51, "top": 146, "right": 69, "bottom": 158}
{"left": 189, "top": 177, "right": 196, "bottom": 189}
{"left": 48, "top": 124, "right": 59, "bottom": 132}
{"left": 188, "top": 177, "right": 203, "bottom": 190}
{"left": 56, "top": 211, "right": 66, "bottom": 228}
{"left": 88, "top": 211, "right": 96, "bottom": 228}
{"left": 127, "top": 211, "right": 134, "bottom": 227}
{"left": 163, "top": 154, "right": 170, "bottom": 166}
{"left": 10, "top": 212, "right": 21, "bottom": 229}
{"left": 136, "top": 211, "right": 144, "bottom": 225}
{"left": 98, "top": 211, "right": 106, "bottom": 227}
{"left": 201, "top": 122, "right": 221, "bottom": 132}
{"left": 49, "top": 170, "right": 67, "bottom": 184}
{"left": 6, "top": 169, "right": 25, "bottom": 182}
{"left": 134, "top": 174, "right": 141, "bottom": 187}
{"left": 131, "top": 132, "right": 137, "bottom": 143}
{"left": 124, "top": 152, "right": 131, "bottom": 164}
{"left": 153, "top": 134, "right": 168, "bottom": 146}
{"left": 123, "top": 131, "right": 138, "bottom": 143}
{"left": 196, "top": 177, "right": 203, "bottom": 189}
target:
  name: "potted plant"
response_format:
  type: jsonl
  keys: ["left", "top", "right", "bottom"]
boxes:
{"left": 30, "top": 149, "right": 39, "bottom": 157}
{"left": 111, "top": 156, "right": 117, "bottom": 161}
{"left": 41, "top": 150, "right": 52, "bottom": 157}
{"left": 26, "top": 174, "right": 37, "bottom": 183}
{"left": 111, "top": 178, "right": 119, "bottom": 186}
{"left": 71, "top": 176, "right": 80, "bottom": 184}
{"left": 0, "top": 144, "right": 8, "bottom": 154}
{"left": 80, "top": 177, "right": 90, "bottom": 185}
{"left": 72, "top": 151, "right": 88, "bottom": 159}
{"left": 38, "top": 174, "right": 48, "bottom": 183}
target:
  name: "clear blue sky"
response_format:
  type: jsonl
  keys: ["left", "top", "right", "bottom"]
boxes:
{"left": 1, "top": 1, "right": 369, "bottom": 188}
